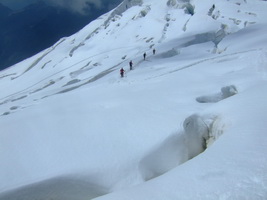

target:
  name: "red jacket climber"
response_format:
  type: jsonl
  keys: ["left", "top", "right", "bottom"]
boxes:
{"left": 120, "top": 68, "right": 125, "bottom": 77}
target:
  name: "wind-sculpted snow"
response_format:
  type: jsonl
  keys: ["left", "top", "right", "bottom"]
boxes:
{"left": 57, "top": 65, "right": 119, "bottom": 94}
{"left": 139, "top": 112, "right": 222, "bottom": 181}
{"left": 183, "top": 113, "right": 227, "bottom": 154}
{"left": 14, "top": 39, "right": 66, "bottom": 78}
{"left": 137, "top": 5, "right": 151, "bottom": 18}
{"left": 167, "top": 0, "right": 194, "bottom": 14}
{"left": 196, "top": 85, "right": 238, "bottom": 103}
{"left": 183, "top": 114, "right": 209, "bottom": 158}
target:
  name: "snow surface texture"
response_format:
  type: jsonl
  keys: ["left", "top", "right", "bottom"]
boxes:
{"left": 1, "top": 0, "right": 267, "bottom": 199}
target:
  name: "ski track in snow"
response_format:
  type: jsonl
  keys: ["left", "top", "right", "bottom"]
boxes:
{"left": 146, "top": 48, "right": 263, "bottom": 80}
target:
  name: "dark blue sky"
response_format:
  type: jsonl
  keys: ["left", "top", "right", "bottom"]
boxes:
{"left": 0, "top": 0, "right": 46, "bottom": 10}
{"left": 0, "top": 0, "right": 123, "bottom": 14}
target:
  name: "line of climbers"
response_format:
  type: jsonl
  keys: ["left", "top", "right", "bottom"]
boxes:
{"left": 120, "top": 48, "right": 156, "bottom": 78}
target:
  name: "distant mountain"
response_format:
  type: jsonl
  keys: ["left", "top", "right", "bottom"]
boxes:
{"left": 0, "top": 1, "right": 117, "bottom": 71}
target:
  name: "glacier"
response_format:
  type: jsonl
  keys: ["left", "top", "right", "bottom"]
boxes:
{"left": 0, "top": 0, "right": 267, "bottom": 199}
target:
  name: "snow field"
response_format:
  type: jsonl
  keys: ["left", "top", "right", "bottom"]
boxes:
{"left": 1, "top": 0, "right": 267, "bottom": 199}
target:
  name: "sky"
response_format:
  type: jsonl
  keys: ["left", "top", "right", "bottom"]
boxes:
{"left": 0, "top": 0, "right": 123, "bottom": 14}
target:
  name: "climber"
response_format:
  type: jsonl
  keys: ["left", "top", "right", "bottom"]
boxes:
{"left": 143, "top": 52, "right": 146, "bottom": 60}
{"left": 120, "top": 68, "right": 125, "bottom": 77}
{"left": 129, "top": 60, "right": 133, "bottom": 70}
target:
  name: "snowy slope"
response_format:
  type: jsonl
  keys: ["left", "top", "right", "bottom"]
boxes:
{"left": 0, "top": 0, "right": 267, "bottom": 199}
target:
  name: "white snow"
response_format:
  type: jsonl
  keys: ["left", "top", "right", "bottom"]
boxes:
{"left": 0, "top": 0, "right": 267, "bottom": 199}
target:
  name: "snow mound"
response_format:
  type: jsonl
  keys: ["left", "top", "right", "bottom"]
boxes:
{"left": 183, "top": 113, "right": 226, "bottom": 157}
{"left": 139, "top": 113, "right": 225, "bottom": 182}
{"left": 183, "top": 114, "right": 209, "bottom": 158}
{"left": 196, "top": 85, "right": 238, "bottom": 103}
